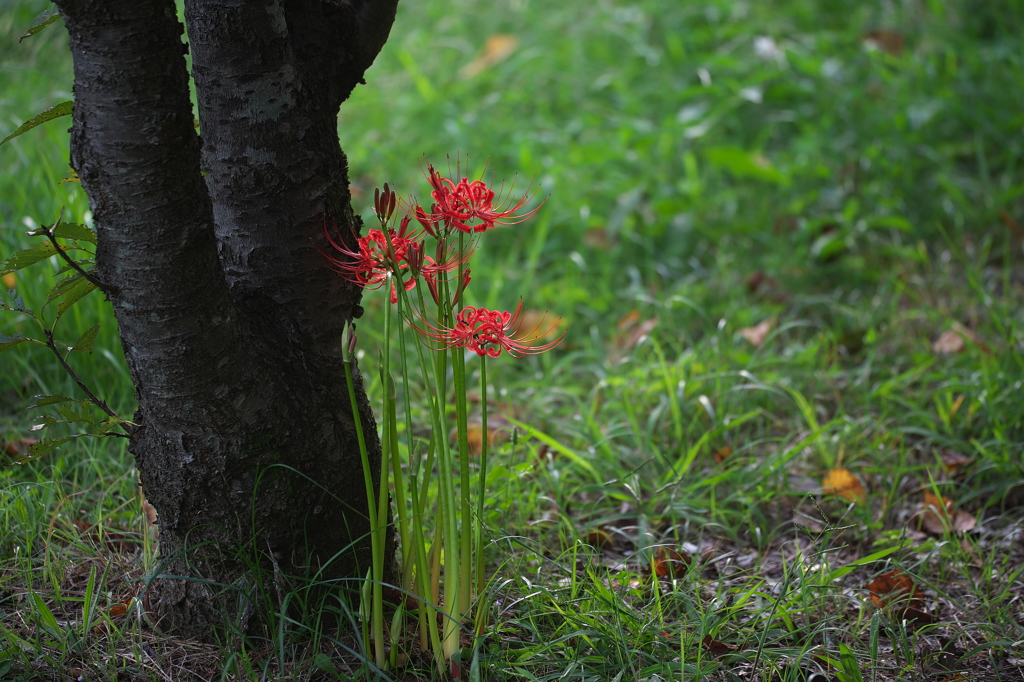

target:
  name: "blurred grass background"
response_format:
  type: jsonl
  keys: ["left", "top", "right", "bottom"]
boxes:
{"left": 2, "top": 0, "right": 1024, "bottom": 678}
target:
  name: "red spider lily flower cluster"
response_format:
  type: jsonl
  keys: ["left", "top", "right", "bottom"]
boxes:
{"left": 320, "top": 159, "right": 565, "bottom": 357}
{"left": 421, "top": 301, "right": 565, "bottom": 358}
{"left": 416, "top": 163, "right": 544, "bottom": 235}
{"left": 321, "top": 215, "right": 422, "bottom": 302}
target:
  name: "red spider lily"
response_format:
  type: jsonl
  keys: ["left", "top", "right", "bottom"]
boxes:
{"left": 321, "top": 215, "right": 422, "bottom": 302}
{"left": 417, "top": 162, "right": 544, "bottom": 234}
{"left": 416, "top": 236, "right": 477, "bottom": 305}
{"left": 420, "top": 301, "right": 565, "bottom": 358}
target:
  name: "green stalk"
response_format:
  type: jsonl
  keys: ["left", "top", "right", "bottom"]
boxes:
{"left": 452, "top": 232, "right": 474, "bottom": 624}
{"left": 475, "top": 356, "right": 488, "bottom": 599}
{"left": 451, "top": 336, "right": 472, "bottom": 619}
{"left": 372, "top": 293, "right": 394, "bottom": 668}
{"left": 433, "top": 264, "right": 461, "bottom": 665}
{"left": 342, "top": 326, "right": 383, "bottom": 668}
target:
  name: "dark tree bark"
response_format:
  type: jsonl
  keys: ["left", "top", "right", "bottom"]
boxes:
{"left": 51, "top": 0, "right": 398, "bottom": 639}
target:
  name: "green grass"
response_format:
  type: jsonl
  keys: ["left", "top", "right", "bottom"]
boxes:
{"left": 2, "top": 0, "right": 1024, "bottom": 679}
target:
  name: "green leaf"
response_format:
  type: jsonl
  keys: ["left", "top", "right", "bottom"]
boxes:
{"left": 46, "top": 272, "right": 86, "bottom": 306}
{"left": 0, "top": 242, "right": 59, "bottom": 275}
{"left": 0, "top": 292, "right": 33, "bottom": 314}
{"left": 21, "top": 436, "right": 74, "bottom": 462}
{"left": 52, "top": 221, "right": 97, "bottom": 244}
{"left": 825, "top": 545, "right": 899, "bottom": 582}
{"left": 55, "top": 278, "right": 98, "bottom": 324}
{"left": 30, "top": 394, "right": 78, "bottom": 409}
{"left": 72, "top": 324, "right": 101, "bottom": 354}
{"left": 58, "top": 403, "right": 100, "bottom": 426}
{"left": 0, "top": 333, "right": 30, "bottom": 353}
{"left": 313, "top": 653, "right": 341, "bottom": 677}
{"left": 1, "top": 100, "right": 73, "bottom": 147}
{"left": 29, "top": 416, "right": 60, "bottom": 431}
{"left": 704, "top": 146, "right": 790, "bottom": 185}
{"left": 838, "top": 644, "right": 864, "bottom": 682}
{"left": 20, "top": 11, "right": 61, "bottom": 43}
{"left": 811, "top": 231, "right": 848, "bottom": 261}
{"left": 32, "top": 593, "right": 64, "bottom": 642}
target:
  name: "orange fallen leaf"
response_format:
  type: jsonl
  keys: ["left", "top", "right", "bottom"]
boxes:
{"left": 650, "top": 546, "right": 691, "bottom": 579}
{"left": 713, "top": 446, "right": 732, "bottom": 463}
{"left": 822, "top": 468, "right": 866, "bottom": 503}
{"left": 3, "top": 437, "right": 37, "bottom": 457}
{"left": 454, "top": 414, "right": 512, "bottom": 455}
{"left": 612, "top": 311, "right": 657, "bottom": 357}
{"left": 461, "top": 34, "right": 518, "bottom": 78}
{"left": 583, "top": 527, "right": 612, "bottom": 549}
{"left": 917, "top": 491, "right": 975, "bottom": 534}
{"left": 702, "top": 635, "right": 738, "bottom": 657}
{"left": 939, "top": 450, "right": 974, "bottom": 474}
{"left": 739, "top": 319, "right": 772, "bottom": 347}
{"left": 862, "top": 29, "right": 904, "bottom": 56}
{"left": 866, "top": 569, "right": 923, "bottom": 609}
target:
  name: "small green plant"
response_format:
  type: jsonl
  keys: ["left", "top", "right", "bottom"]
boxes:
{"left": 326, "top": 159, "right": 565, "bottom": 674}
{"left": 1, "top": 212, "right": 132, "bottom": 458}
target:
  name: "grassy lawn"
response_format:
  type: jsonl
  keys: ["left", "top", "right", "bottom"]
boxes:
{"left": 2, "top": 0, "right": 1023, "bottom": 679}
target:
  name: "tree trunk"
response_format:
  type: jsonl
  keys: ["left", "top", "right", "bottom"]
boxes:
{"left": 51, "top": 0, "right": 399, "bottom": 639}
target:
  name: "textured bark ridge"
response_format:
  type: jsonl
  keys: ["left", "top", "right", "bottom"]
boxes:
{"left": 52, "top": 0, "right": 399, "bottom": 639}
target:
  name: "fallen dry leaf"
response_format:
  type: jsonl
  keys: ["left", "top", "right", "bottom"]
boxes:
{"left": 650, "top": 546, "right": 691, "bottom": 579}
{"left": 713, "top": 446, "right": 732, "bottom": 463}
{"left": 739, "top": 319, "right": 773, "bottom": 347}
{"left": 582, "top": 227, "right": 616, "bottom": 249}
{"left": 3, "top": 437, "right": 37, "bottom": 457}
{"left": 461, "top": 34, "right": 518, "bottom": 78}
{"left": 822, "top": 468, "right": 867, "bottom": 503}
{"left": 70, "top": 519, "right": 144, "bottom": 552}
{"left": 932, "top": 330, "right": 966, "bottom": 355}
{"left": 612, "top": 311, "right": 658, "bottom": 358}
{"left": 583, "top": 527, "right": 612, "bottom": 549}
{"left": 862, "top": 29, "right": 904, "bottom": 56}
{"left": 939, "top": 449, "right": 974, "bottom": 475}
{"left": 453, "top": 414, "right": 512, "bottom": 455}
{"left": 92, "top": 601, "right": 132, "bottom": 634}
{"left": 745, "top": 270, "right": 788, "bottom": 303}
{"left": 702, "top": 635, "right": 739, "bottom": 657}
{"left": 916, "top": 491, "right": 975, "bottom": 535}
{"left": 933, "top": 324, "right": 990, "bottom": 355}
{"left": 866, "top": 570, "right": 923, "bottom": 609}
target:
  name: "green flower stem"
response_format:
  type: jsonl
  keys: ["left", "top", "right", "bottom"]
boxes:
{"left": 373, "top": 299, "right": 396, "bottom": 669}
{"left": 432, "top": 258, "right": 462, "bottom": 664}
{"left": 388, "top": 247, "right": 443, "bottom": 660}
{"left": 476, "top": 355, "right": 488, "bottom": 598}
{"left": 341, "top": 329, "right": 383, "bottom": 668}
{"left": 451, "top": 342, "right": 473, "bottom": 618}
{"left": 452, "top": 231, "right": 474, "bottom": 621}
